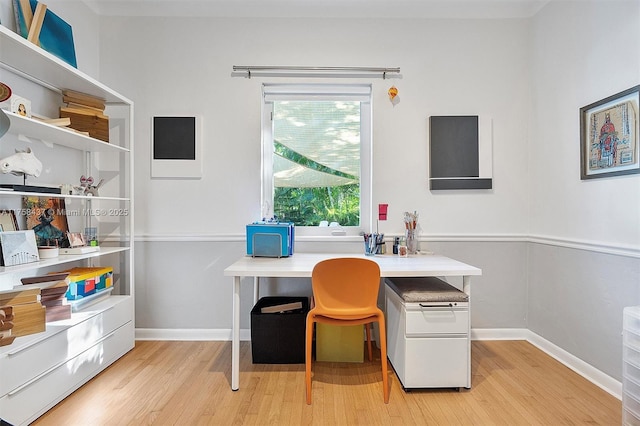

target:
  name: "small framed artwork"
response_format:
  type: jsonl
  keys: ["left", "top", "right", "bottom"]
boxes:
{"left": 22, "top": 196, "right": 69, "bottom": 247}
{"left": 10, "top": 95, "right": 31, "bottom": 118}
{"left": 0, "top": 230, "right": 40, "bottom": 266}
{"left": 151, "top": 116, "right": 202, "bottom": 179}
{"left": 66, "top": 232, "right": 86, "bottom": 248}
{"left": 0, "top": 210, "right": 18, "bottom": 232}
{"left": 580, "top": 85, "right": 640, "bottom": 180}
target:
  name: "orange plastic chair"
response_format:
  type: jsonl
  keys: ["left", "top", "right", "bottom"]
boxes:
{"left": 305, "top": 257, "right": 389, "bottom": 404}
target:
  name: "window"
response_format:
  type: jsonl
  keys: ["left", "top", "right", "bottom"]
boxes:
{"left": 262, "top": 84, "right": 372, "bottom": 235}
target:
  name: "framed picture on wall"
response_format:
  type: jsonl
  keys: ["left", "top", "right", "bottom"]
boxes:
{"left": 151, "top": 116, "right": 202, "bottom": 179}
{"left": 580, "top": 85, "right": 640, "bottom": 180}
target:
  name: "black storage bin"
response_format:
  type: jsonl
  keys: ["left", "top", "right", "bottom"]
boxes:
{"left": 251, "top": 296, "right": 310, "bottom": 364}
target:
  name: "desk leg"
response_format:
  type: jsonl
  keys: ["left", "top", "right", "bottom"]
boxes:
{"left": 253, "top": 277, "right": 259, "bottom": 306}
{"left": 232, "top": 275, "right": 241, "bottom": 391}
{"left": 463, "top": 275, "right": 471, "bottom": 389}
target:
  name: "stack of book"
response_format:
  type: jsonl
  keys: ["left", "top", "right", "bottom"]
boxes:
{"left": 40, "top": 281, "right": 70, "bottom": 322}
{"left": 0, "top": 287, "right": 46, "bottom": 346}
{"left": 21, "top": 273, "right": 71, "bottom": 322}
{"left": 59, "top": 89, "right": 109, "bottom": 142}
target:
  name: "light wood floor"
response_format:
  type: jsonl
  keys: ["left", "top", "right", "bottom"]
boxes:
{"left": 33, "top": 340, "right": 621, "bottom": 425}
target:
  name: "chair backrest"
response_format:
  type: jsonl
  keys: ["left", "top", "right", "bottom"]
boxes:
{"left": 311, "top": 257, "right": 381, "bottom": 318}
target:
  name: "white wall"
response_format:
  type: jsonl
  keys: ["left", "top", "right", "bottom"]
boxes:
{"left": 529, "top": 0, "right": 640, "bottom": 248}
{"left": 96, "top": 15, "right": 533, "bottom": 344}
{"left": 97, "top": 17, "right": 531, "bottom": 238}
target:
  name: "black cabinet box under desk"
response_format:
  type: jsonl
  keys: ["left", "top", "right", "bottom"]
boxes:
{"left": 251, "top": 296, "right": 309, "bottom": 364}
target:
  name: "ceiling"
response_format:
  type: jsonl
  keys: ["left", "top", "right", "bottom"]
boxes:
{"left": 82, "top": 0, "right": 551, "bottom": 19}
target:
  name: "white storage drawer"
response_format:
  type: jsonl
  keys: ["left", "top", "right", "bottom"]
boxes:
{"left": 402, "top": 337, "right": 468, "bottom": 388}
{"left": 0, "top": 321, "right": 133, "bottom": 426}
{"left": 625, "top": 377, "right": 640, "bottom": 403}
{"left": 625, "top": 393, "right": 640, "bottom": 421}
{"left": 624, "top": 408, "right": 640, "bottom": 426}
{"left": 626, "top": 329, "right": 640, "bottom": 352}
{"left": 405, "top": 303, "right": 469, "bottom": 336}
{"left": 625, "top": 306, "right": 640, "bottom": 335}
{"left": 0, "top": 296, "right": 132, "bottom": 396}
{"left": 625, "top": 344, "right": 640, "bottom": 369}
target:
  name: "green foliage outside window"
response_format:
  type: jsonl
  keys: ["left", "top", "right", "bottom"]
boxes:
{"left": 274, "top": 184, "right": 360, "bottom": 226}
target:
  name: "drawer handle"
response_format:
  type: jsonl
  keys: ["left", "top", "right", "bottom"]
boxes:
{"left": 7, "top": 329, "right": 119, "bottom": 396}
{"left": 419, "top": 303, "right": 457, "bottom": 308}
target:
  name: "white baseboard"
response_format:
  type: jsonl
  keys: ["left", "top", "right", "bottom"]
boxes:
{"left": 135, "top": 327, "right": 622, "bottom": 400}
{"left": 471, "top": 328, "right": 622, "bottom": 400}
{"left": 471, "top": 327, "right": 529, "bottom": 340}
{"left": 135, "top": 328, "right": 251, "bottom": 341}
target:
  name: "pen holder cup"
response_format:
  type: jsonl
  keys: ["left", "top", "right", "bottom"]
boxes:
{"left": 364, "top": 233, "right": 381, "bottom": 256}
{"left": 406, "top": 229, "right": 418, "bottom": 254}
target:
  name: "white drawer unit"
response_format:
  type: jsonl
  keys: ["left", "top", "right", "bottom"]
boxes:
{"left": 385, "top": 277, "right": 470, "bottom": 390}
{"left": 0, "top": 297, "right": 134, "bottom": 425}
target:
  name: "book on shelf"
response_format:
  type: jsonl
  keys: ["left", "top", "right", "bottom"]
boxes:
{"left": 61, "top": 89, "right": 106, "bottom": 110}
{"left": 63, "top": 100, "right": 105, "bottom": 113}
{"left": 41, "top": 295, "right": 65, "bottom": 306}
{"left": 18, "top": 275, "right": 70, "bottom": 322}
{"left": 0, "top": 287, "right": 40, "bottom": 306}
{"left": 59, "top": 106, "right": 108, "bottom": 120}
{"left": 43, "top": 304, "right": 71, "bottom": 322}
{"left": 59, "top": 107, "right": 109, "bottom": 142}
{"left": 20, "top": 272, "right": 70, "bottom": 286}
{"left": 32, "top": 116, "right": 71, "bottom": 127}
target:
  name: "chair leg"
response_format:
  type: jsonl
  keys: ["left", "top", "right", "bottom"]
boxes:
{"left": 365, "top": 323, "right": 373, "bottom": 361}
{"left": 377, "top": 316, "right": 389, "bottom": 403}
{"left": 305, "top": 316, "right": 314, "bottom": 404}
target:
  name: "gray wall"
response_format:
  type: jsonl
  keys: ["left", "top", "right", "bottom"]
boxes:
{"left": 528, "top": 243, "right": 640, "bottom": 380}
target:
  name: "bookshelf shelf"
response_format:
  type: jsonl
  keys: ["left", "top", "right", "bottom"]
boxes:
{"left": 2, "top": 110, "right": 130, "bottom": 153}
{"left": 0, "top": 247, "right": 130, "bottom": 276}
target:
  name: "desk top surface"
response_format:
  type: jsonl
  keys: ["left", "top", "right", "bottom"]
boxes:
{"left": 224, "top": 253, "right": 481, "bottom": 278}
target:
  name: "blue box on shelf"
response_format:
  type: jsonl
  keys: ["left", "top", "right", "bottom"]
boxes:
{"left": 246, "top": 221, "right": 294, "bottom": 257}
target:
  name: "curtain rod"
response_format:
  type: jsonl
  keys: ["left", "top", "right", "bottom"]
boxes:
{"left": 232, "top": 65, "right": 401, "bottom": 79}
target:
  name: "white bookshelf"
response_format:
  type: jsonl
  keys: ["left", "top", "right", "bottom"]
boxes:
{"left": 0, "top": 24, "right": 134, "bottom": 425}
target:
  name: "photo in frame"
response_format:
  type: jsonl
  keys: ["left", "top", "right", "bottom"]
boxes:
{"left": 0, "top": 230, "right": 39, "bottom": 266}
{"left": 0, "top": 210, "right": 18, "bottom": 232}
{"left": 22, "top": 196, "right": 69, "bottom": 246}
{"left": 66, "top": 231, "right": 85, "bottom": 248}
{"left": 580, "top": 85, "right": 640, "bottom": 180}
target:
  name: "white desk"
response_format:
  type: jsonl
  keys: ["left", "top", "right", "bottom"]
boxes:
{"left": 223, "top": 253, "right": 482, "bottom": 390}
